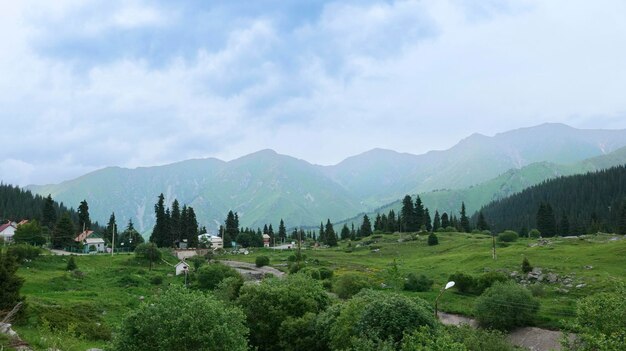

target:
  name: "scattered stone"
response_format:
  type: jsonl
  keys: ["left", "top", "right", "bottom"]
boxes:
{"left": 557, "top": 288, "right": 570, "bottom": 294}
{"left": 547, "top": 273, "right": 559, "bottom": 283}
{"left": 139, "top": 296, "right": 145, "bottom": 301}
{"left": 565, "top": 284, "right": 573, "bottom": 288}
{"left": 576, "top": 284, "right": 586, "bottom": 289}
{"left": 0, "top": 322, "right": 19, "bottom": 338}
{"left": 584, "top": 265, "right": 593, "bottom": 270}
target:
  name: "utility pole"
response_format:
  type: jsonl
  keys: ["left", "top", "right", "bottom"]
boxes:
{"left": 111, "top": 223, "right": 115, "bottom": 256}
{"left": 492, "top": 233, "right": 497, "bottom": 260}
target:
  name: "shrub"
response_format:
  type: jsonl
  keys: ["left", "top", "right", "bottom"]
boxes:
{"left": 521, "top": 257, "right": 533, "bottom": 274}
{"left": 528, "top": 284, "right": 545, "bottom": 297}
{"left": 404, "top": 273, "right": 434, "bottom": 292}
{"left": 319, "top": 267, "right": 334, "bottom": 280}
{"left": 445, "top": 324, "right": 518, "bottom": 351}
{"left": 448, "top": 272, "right": 476, "bottom": 294}
{"left": 401, "top": 326, "right": 467, "bottom": 351}
{"left": 150, "top": 275, "right": 163, "bottom": 285}
{"left": 333, "top": 273, "right": 372, "bottom": 299}
{"left": 7, "top": 244, "right": 41, "bottom": 262}
{"left": 66, "top": 256, "right": 77, "bottom": 271}
{"left": 237, "top": 273, "right": 330, "bottom": 351}
{"left": 529, "top": 229, "right": 541, "bottom": 239}
{"left": 36, "top": 303, "right": 111, "bottom": 341}
{"left": 134, "top": 243, "right": 161, "bottom": 270}
{"left": 188, "top": 255, "right": 206, "bottom": 272}
{"left": 444, "top": 226, "right": 457, "bottom": 232}
{"left": 474, "top": 281, "right": 539, "bottom": 330}
{"left": 255, "top": 255, "right": 270, "bottom": 267}
{"left": 113, "top": 286, "right": 249, "bottom": 351}
{"left": 497, "top": 230, "right": 519, "bottom": 242}
{"left": 197, "top": 263, "right": 240, "bottom": 290}
{"left": 300, "top": 267, "right": 321, "bottom": 280}
{"left": 117, "top": 273, "right": 144, "bottom": 287}
{"left": 0, "top": 250, "right": 25, "bottom": 319}
{"left": 436, "top": 227, "right": 446, "bottom": 232}
{"left": 214, "top": 276, "right": 244, "bottom": 302}
{"left": 427, "top": 233, "right": 439, "bottom": 246}
{"left": 330, "top": 289, "right": 436, "bottom": 349}
{"left": 476, "top": 271, "right": 509, "bottom": 294}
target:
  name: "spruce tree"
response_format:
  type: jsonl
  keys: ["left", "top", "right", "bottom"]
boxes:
{"left": 150, "top": 194, "right": 167, "bottom": 247}
{"left": 424, "top": 208, "right": 432, "bottom": 232}
{"left": 186, "top": 207, "right": 199, "bottom": 248}
{"left": 360, "top": 214, "right": 372, "bottom": 237}
{"left": 77, "top": 199, "right": 91, "bottom": 231}
{"left": 318, "top": 222, "right": 325, "bottom": 243}
{"left": 224, "top": 211, "right": 238, "bottom": 248}
{"left": 559, "top": 213, "right": 570, "bottom": 236}
{"left": 278, "top": 219, "right": 287, "bottom": 243}
{"left": 387, "top": 210, "right": 397, "bottom": 232}
{"left": 460, "top": 202, "right": 470, "bottom": 233}
{"left": 52, "top": 213, "right": 75, "bottom": 249}
{"left": 268, "top": 224, "right": 274, "bottom": 245}
{"left": 441, "top": 212, "right": 450, "bottom": 229}
{"left": 414, "top": 196, "right": 425, "bottom": 229}
{"left": 618, "top": 200, "right": 626, "bottom": 235}
{"left": 374, "top": 213, "right": 382, "bottom": 231}
{"left": 433, "top": 210, "right": 441, "bottom": 231}
{"left": 105, "top": 212, "right": 118, "bottom": 245}
{"left": 476, "top": 211, "right": 489, "bottom": 231}
{"left": 380, "top": 213, "right": 388, "bottom": 232}
{"left": 0, "top": 250, "right": 25, "bottom": 314}
{"left": 340, "top": 224, "right": 350, "bottom": 240}
{"left": 325, "top": 219, "right": 337, "bottom": 246}
{"left": 42, "top": 194, "right": 57, "bottom": 230}
{"left": 400, "top": 195, "right": 416, "bottom": 232}
{"left": 170, "top": 200, "right": 181, "bottom": 244}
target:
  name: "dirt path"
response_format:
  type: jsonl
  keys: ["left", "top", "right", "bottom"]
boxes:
{"left": 219, "top": 260, "right": 285, "bottom": 280}
{"left": 438, "top": 312, "right": 572, "bottom": 351}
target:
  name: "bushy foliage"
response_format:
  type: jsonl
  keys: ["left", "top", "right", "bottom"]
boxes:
{"left": 445, "top": 325, "right": 519, "bottom": 351}
{"left": 497, "top": 230, "right": 519, "bottom": 242}
{"left": 188, "top": 255, "right": 206, "bottom": 272}
{"left": 428, "top": 232, "right": 439, "bottom": 246}
{"left": 0, "top": 250, "right": 25, "bottom": 318}
{"left": 300, "top": 267, "right": 321, "bottom": 280}
{"left": 448, "top": 272, "right": 476, "bottom": 294}
{"left": 528, "top": 229, "right": 541, "bottom": 239}
{"left": 400, "top": 326, "right": 467, "bottom": 351}
{"left": 522, "top": 257, "right": 533, "bottom": 274}
{"left": 474, "top": 281, "right": 539, "bottom": 330}
{"left": 214, "top": 276, "right": 244, "bottom": 302}
{"left": 197, "top": 262, "right": 240, "bottom": 290}
{"left": 66, "top": 256, "right": 77, "bottom": 271}
{"left": 333, "top": 273, "right": 372, "bottom": 299}
{"left": 319, "top": 267, "right": 334, "bottom": 280}
{"left": 255, "top": 255, "right": 270, "bottom": 267}
{"left": 476, "top": 271, "right": 509, "bottom": 294}
{"left": 564, "top": 285, "right": 626, "bottom": 351}
{"left": 330, "top": 289, "right": 436, "bottom": 349}
{"left": 237, "top": 273, "right": 330, "bottom": 351}
{"left": 35, "top": 303, "right": 111, "bottom": 341}
{"left": 134, "top": 243, "right": 161, "bottom": 270}
{"left": 404, "top": 273, "right": 434, "bottom": 292}
{"left": 7, "top": 243, "right": 41, "bottom": 262}
{"left": 13, "top": 220, "right": 46, "bottom": 246}
{"left": 112, "top": 286, "right": 249, "bottom": 351}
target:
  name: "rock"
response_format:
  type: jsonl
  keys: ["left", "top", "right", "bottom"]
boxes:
{"left": 0, "top": 322, "right": 19, "bottom": 338}
{"left": 565, "top": 283, "right": 573, "bottom": 288}
{"left": 139, "top": 296, "right": 145, "bottom": 301}
{"left": 557, "top": 288, "right": 569, "bottom": 294}
{"left": 531, "top": 267, "right": 543, "bottom": 274}
{"left": 537, "top": 274, "right": 544, "bottom": 282}
{"left": 576, "top": 284, "right": 586, "bottom": 289}
{"left": 584, "top": 265, "right": 593, "bottom": 270}
{"left": 547, "top": 273, "right": 559, "bottom": 283}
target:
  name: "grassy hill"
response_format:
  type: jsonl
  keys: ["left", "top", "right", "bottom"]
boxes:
{"left": 4, "top": 232, "right": 626, "bottom": 350}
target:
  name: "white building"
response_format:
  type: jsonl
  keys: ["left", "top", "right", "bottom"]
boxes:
{"left": 0, "top": 221, "right": 16, "bottom": 243}
{"left": 175, "top": 261, "right": 190, "bottom": 276}
{"left": 198, "top": 234, "right": 224, "bottom": 249}
{"left": 84, "top": 238, "right": 106, "bottom": 253}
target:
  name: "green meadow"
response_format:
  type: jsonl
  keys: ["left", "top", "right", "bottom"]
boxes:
{"left": 4, "top": 232, "right": 626, "bottom": 350}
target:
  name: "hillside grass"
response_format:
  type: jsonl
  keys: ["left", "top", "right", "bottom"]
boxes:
{"left": 3, "top": 232, "right": 625, "bottom": 349}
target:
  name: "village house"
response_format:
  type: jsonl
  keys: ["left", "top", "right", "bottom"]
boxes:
{"left": 198, "top": 234, "right": 224, "bottom": 249}
{"left": 0, "top": 221, "right": 17, "bottom": 243}
{"left": 175, "top": 261, "right": 190, "bottom": 276}
{"left": 74, "top": 230, "right": 106, "bottom": 253}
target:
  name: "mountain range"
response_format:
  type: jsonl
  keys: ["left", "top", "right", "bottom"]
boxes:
{"left": 26, "top": 123, "right": 626, "bottom": 234}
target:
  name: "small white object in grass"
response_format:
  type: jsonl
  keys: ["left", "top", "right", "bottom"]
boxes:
{"left": 445, "top": 281, "right": 455, "bottom": 290}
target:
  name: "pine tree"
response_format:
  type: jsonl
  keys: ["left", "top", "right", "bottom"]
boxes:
{"left": 325, "top": 219, "right": 337, "bottom": 246}
{"left": 105, "top": 212, "right": 118, "bottom": 245}
{"left": 618, "top": 200, "right": 626, "bottom": 235}
{"left": 460, "top": 202, "right": 470, "bottom": 233}
{"left": 387, "top": 210, "right": 397, "bottom": 232}
{"left": 424, "top": 208, "right": 432, "bottom": 232}
{"left": 186, "top": 207, "right": 199, "bottom": 248}
{"left": 268, "top": 224, "right": 274, "bottom": 245}
{"left": 476, "top": 211, "right": 489, "bottom": 231}
{"left": 360, "top": 214, "right": 372, "bottom": 237}
{"left": 380, "top": 213, "right": 388, "bottom": 232}
{"left": 52, "top": 213, "right": 75, "bottom": 249}
{"left": 224, "top": 211, "right": 238, "bottom": 248}
{"left": 278, "top": 219, "right": 287, "bottom": 243}
{"left": 263, "top": 224, "right": 269, "bottom": 235}
{"left": 77, "top": 200, "right": 91, "bottom": 231}
{"left": 350, "top": 222, "right": 356, "bottom": 239}
{"left": 150, "top": 194, "right": 167, "bottom": 247}
{"left": 318, "top": 222, "right": 325, "bottom": 243}
{"left": 537, "top": 202, "right": 557, "bottom": 237}
{"left": 0, "top": 250, "right": 25, "bottom": 314}
{"left": 414, "top": 196, "right": 425, "bottom": 229}
{"left": 433, "top": 210, "right": 441, "bottom": 231}
{"left": 340, "top": 224, "right": 350, "bottom": 240}
{"left": 374, "top": 213, "right": 382, "bottom": 231}
{"left": 170, "top": 200, "right": 181, "bottom": 244}
{"left": 400, "top": 195, "right": 416, "bottom": 232}
{"left": 559, "top": 213, "right": 570, "bottom": 236}
{"left": 441, "top": 212, "right": 450, "bottom": 229}
{"left": 42, "top": 194, "right": 57, "bottom": 229}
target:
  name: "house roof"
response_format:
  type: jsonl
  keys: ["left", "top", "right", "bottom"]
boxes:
{"left": 262, "top": 234, "right": 271, "bottom": 239}
{"left": 75, "top": 230, "right": 94, "bottom": 242}
{"left": 85, "top": 238, "right": 105, "bottom": 244}
{"left": 17, "top": 220, "right": 29, "bottom": 226}
{"left": 0, "top": 222, "right": 15, "bottom": 233}
{"left": 175, "top": 261, "right": 189, "bottom": 268}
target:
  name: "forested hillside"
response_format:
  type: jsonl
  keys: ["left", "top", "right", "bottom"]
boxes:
{"left": 476, "top": 165, "right": 626, "bottom": 235}
{"left": 0, "top": 183, "right": 80, "bottom": 227}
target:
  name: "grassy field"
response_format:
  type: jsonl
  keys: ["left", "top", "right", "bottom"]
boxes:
{"left": 3, "top": 232, "right": 625, "bottom": 350}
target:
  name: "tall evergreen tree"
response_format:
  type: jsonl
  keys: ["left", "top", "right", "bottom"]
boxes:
{"left": 77, "top": 199, "right": 91, "bottom": 231}
{"left": 224, "top": 211, "right": 238, "bottom": 248}
{"left": 460, "top": 202, "right": 471, "bottom": 233}
{"left": 433, "top": 210, "right": 441, "bottom": 231}
{"left": 105, "top": 212, "right": 118, "bottom": 245}
{"left": 278, "top": 219, "right": 287, "bottom": 243}
{"left": 150, "top": 193, "right": 168, "bottom": 247}
{"left": 441, "top": 212, "right": 450, "bottom": 229}
{"left": 559, "top": 213, "right": 570, "bottom": 236}
{"left": 374, "top": 213, "right": 382, "bottom": 231}
{"left": 618, "top": 200, "right": 626, "bottom": 235}
{"left": 42, "top": 194, "right": 57, "bottom": 230}
{"left": 414, "top": 196, "right": 425, "bottom": 229}
{"left": 424, "top": 208, "right": 432, "bottom": 232}
{"left": 0, "top": 250, "right": 25, "bottom": 314}
{"left": 340, "top": 224, "right": 350, "bottom": 240}
{"left": 268, "top": 224, "right": 274, "bottom": 245}
{"left": 537, "top": 202, "right": 557, "bottom": 237}
{"left": 476, "top": 211, "right": 489, "bottom": 231}
{"left": 186, "top": 207, "right": 199, "bottom": 248}
{"left": 360, "top": 214, "right": 372, "bottom": 237}
{"left": 318, "top": 222, "right": 325, "bottom": 243}
{"left": 119, "top": 219, "right": 144, "bottom": 251}
{"left": 170, "top": 200, "right": 181, "bottom": 243}
{"left": 400, "top": 195, "right": 416, "bottom": 232}
{"left": 387, "top": 210, "right": 397, "bottom": 232}
{"left": 52, "top": 213, "right": 75, "bottom": 249}
{"left": 324, "top": 219, "right": 337, "bottom": 246}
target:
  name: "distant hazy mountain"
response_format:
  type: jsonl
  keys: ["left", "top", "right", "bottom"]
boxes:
{"left": 27, "top": 123, "right": 626, "bottom": 234}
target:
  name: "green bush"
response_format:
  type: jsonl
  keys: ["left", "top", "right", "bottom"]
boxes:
{"left": 197, "top": 263, "right": 240, "bottom": 290}
{"left": 330, "top": 289, "right": 436, "bottom": 349}
{"left": 300, "top": 267, "right": 321, "bottom": 280}
{"left": 436, "top": 227, "right": 446, "bottom": 232}
{"left": 113, "top": 286, "right": 249, "bottom": 351}
{"left": 319, "top": 267, "right": 334, "bottom": 280}
{"left": 7, "top": 244, "right": 41, "bottom": 262}
{"left": 476, "top": 271, "right": 509, "bottom": 294}
{"left": 334, "top": 273, "right": 372, "bottom": 299}
{"left": 522, "top": 257, "right": 533, "bottom": 274}
{"left": 36, "top": 303, "right": 111, "bottom": 341}
{"left": 497, "top": 230, "right": 519, "bottom": 242}
{"left": 66, "top": 256, "right": 77, "bottom": 271}
{"left": 427, "top": 233, "right": 439, "bottom": 246}
{"left": 150, "top": 275, "right": 163, "bottom": 285}
{"left": 448, "top": 272, "right": 476, "bottom": 294}
{"left": 117, "top": 273, "right": 144, "bottom": 287}
{"left": 474, "top": 281, "right": 539, "bottom": 330}
{"left": 237, "top": 273, "right": 330, "bottom": 351}
{"left": 255, "top": 255, "right": 270, "bottom": 267}
{"left": 134, "top": 243, "right": 162, "bottom": 270}
{"left": 529, "top": 229, "right": 541, "bottom": 239}
{"left": 445, "top": 324, "right": 518, "bottom": 351}
{"left": 214, "top": 276, "right": 244, "bottom": 302}
{"left": 444, "top": 226, "right": 457, "bottom": 232}
{"left": 404, "top": 273, "right": 434, "bottom": 292}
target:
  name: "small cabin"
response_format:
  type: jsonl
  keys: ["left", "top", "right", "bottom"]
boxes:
{"left": 175, "top": 261, "right": 190, "bottom": 276}
{"left": 262, "top": 234, "right": 271, "bottom": 247}
{"left": 0, "top": 221, "right": 16, "bottom": 243}
{"left": 83, "top": 238, "right": 106, "bottom": 253}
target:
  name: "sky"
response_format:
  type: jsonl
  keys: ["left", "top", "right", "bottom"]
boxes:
{"left": 1, "top": 0, "right": 626, "bottom": 186}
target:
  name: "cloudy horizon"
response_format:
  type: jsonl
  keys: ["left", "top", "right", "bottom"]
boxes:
{"left": 2, "top": 0, "right": 626, "bottom": 186}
